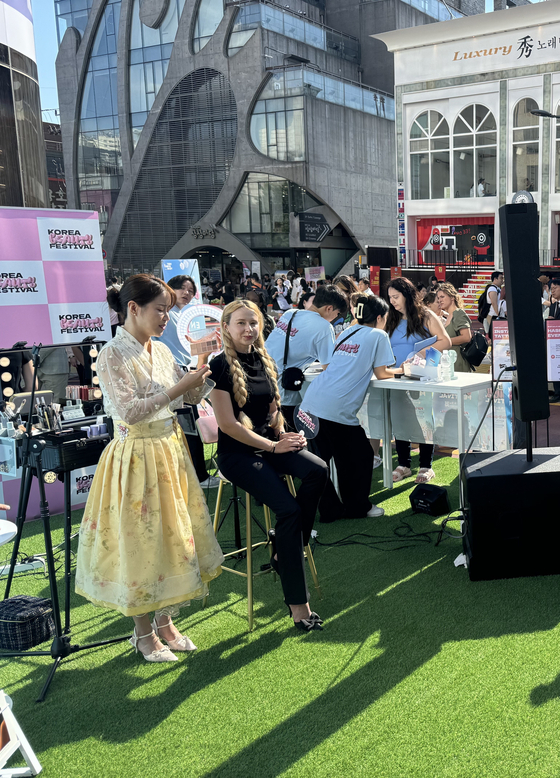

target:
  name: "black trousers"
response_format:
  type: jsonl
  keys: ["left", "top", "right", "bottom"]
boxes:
{"left": 312, "top": 418, "right": 374, "bottom": 520}
{"left": 395, "top": 440, "right": 433, "bottom": 470}
{"left": 217, "top": 448, "right": 328, "bottom": 605}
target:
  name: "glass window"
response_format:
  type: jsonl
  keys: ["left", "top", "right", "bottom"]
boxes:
{"left": 261, "top": 6, "right": 283, "bottom": 34}
{"left": 128, "top": 0, "right": 183, "bottom": 143}
{"left": 512, "top": 98, "right": 539, "bottom": 192}
{"left": 193, "top": 0, "right": 224, "bottom": 52}
{"left": 77, "top": 0, "right": 123, "bottom": 236}
{"left": 324, "top": 77, "right": 343, "bottom": 106}
{"left": 344, "top": 83, "right": 362, "bottom": 112}
{"left": 129, "top": 63, "right": 146, "bottom": 113}
{"left": 410, "top": 111, "right": 449, "bottom": 199}
{"left": 453, "top": 104, "right": 497, "bottom": 198}
{"left": 284, "top": 16, "right": 305, "bottom": 43}
{"left": 304, "top": 21, "right": 325, "bottom": 50}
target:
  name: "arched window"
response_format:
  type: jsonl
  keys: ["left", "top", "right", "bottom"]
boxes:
{"left": 512, "top": 97, "right": 539, "bottom": 193}
{"left": 409, "top": 111, "right": 449, "bottom": 200}
{"left": 249, "top": 77, "right": 305, "bottom": 161}
{"left": 193, "top": 0, "right": 224, "bottom": 53}
{"left": 453, "top": 104, "right": 496, "bottom": 198}
{"left": 77, "top": 0, "right": 123, "bottom": 237}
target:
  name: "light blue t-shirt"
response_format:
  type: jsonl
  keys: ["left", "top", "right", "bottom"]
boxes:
{"left": 301, "top": 324, "right": 395, "bottom": 426}
{"left": 266, "top": 309, "right": 336, "bottom": 406}
{"left": 390, "top": 318, "right": 428, "bottom": 368}
{"left": 153, "top": 306, "right": 192, "bottom": 368}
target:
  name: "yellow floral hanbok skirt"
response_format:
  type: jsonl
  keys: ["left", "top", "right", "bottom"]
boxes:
{"left": 75, "top": 417, "right": 224, "bottom": 616}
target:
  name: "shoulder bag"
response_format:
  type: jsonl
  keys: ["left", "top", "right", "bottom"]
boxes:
{"left": 460, "top": 329, "right": 488, "bottom": 368}
{"left": 280, "top": 311, "right": 305, "bottom": 391}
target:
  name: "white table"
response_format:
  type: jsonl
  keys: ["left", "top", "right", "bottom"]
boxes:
{"left": 302, "top": 371, "right": 493, "bottom": 490}
{"left": 376, "top": 374, "right": 493, "bottom": 488}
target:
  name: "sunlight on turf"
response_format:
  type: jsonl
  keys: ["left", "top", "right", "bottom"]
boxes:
{"left": 376, "top": 556, "right": 446, "bottom": 597}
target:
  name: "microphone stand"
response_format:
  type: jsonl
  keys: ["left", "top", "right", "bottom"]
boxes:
{"left": 1, "top": 341, "right": 130, "bottom": 702}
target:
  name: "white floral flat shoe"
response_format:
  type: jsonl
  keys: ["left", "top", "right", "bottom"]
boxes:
{"left": 129, "top": 630, "right": 178, "bottom": 662}
{"left": 152, "top": 618, "right": 197, "bottom": 652}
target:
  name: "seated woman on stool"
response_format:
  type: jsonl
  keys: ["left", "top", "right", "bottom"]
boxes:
{"left": 209, "top": 300, "right": 328, "bottom": 632}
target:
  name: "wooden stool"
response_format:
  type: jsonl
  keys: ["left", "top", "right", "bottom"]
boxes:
{"left": 213, "top": 475, "right": 321, "bottom": 631}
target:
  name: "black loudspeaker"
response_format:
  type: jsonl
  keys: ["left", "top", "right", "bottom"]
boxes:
{"left": 409, "top": 484, "right": 450, "bottom": 516}
{"left": 499, "top": 203, "right": 549, "bottom": 421}
{"left": 461, "top": 449, "right": 560, "bottom": 581}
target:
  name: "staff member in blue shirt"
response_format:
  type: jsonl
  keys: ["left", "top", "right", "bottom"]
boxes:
{"left": 301, "top": 295, "right": 398, "bottom": 520}
{"left": 155, "top": 274, "right": 219, "bottom": 488}
{"left": 266, "top": 285, "right": 348, "bottom": 430}
{"left": 386, "top": 276, "right": 451, "bottom": 484}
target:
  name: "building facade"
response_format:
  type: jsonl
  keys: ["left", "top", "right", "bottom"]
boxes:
{"left": 44, "top": 122, "right": 67, "bottom": 209}
{"left": 54, "top": 0, "right": 403, "bottom": 280}
{"left": 376, "top": 2, "right": 560, "bottom": 270}
{"left": 0, "top": 0, "right": 49, "bottom": 208}
{"left": 55, "top": 0, "right": 498, "bottom": 281}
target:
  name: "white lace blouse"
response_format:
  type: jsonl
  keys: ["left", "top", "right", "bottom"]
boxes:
{"left": 97, "top": 326, "right": 205, "bottom": 425}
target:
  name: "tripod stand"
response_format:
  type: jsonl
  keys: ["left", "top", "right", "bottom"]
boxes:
{"left": 1, "top": 343, "right": 130, "bottom": 702}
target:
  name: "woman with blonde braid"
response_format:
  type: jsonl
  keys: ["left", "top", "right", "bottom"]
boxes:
{"left": 209, "top": 301, "right": 328, "bottom": 631}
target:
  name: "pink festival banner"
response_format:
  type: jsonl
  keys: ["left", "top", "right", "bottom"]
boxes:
{"left": 0, "top": 207, "right": 111, "bottom": 348}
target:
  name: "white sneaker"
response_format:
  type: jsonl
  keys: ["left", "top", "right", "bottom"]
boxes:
{"left": 366, "top": 504, "right": 385, "bottom": 518}
{"left": 200, "top": 475, "right": 221, "bottom": 488}
{"left": 372, "top": 455, "right": 382, "bottom": 469}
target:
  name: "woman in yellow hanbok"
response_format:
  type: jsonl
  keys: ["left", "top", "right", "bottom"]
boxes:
{"left": 75, "top": 274, "right": 223, "bottom": 663}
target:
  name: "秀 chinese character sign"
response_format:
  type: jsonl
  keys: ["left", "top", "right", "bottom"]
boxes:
{"left": 394, "top": 22, "right": 560, "bottom": 85}
{"left": 0, "top": 207, "right": 111, "bottom": 347}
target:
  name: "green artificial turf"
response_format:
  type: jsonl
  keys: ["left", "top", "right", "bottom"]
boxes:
{"left": 3, "top": 450, "right": 560, "bottom": 778}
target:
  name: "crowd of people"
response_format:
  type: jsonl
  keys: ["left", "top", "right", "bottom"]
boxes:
{"left": 71, "top": 265, "right": 513, "bottom": 658}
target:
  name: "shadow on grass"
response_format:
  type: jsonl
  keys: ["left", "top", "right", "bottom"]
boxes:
{"left": 197, "top": 544, "right": 560, "bottom": 778}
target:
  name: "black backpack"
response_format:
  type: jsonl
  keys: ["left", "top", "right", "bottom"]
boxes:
{"left": 477, "top": 284, "right": 497, "bottom": 323}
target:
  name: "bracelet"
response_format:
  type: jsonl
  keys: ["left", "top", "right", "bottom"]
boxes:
{"left": 270, "top": 441, "right": 276, "bottom": 454}
{"left": 162, "top": 391, "right": 172, "bottom": 405}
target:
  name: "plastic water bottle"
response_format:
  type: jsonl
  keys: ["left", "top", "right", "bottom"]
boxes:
{"left": 448, "top": 349, "right": 457, "bottom": 380}
{"left": 440, "top": 350, "right": 452, "bottom": 381}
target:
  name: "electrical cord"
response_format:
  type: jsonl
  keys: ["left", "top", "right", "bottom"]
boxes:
{"left": 435, "top": 364, "right": 517, "bottom": 545}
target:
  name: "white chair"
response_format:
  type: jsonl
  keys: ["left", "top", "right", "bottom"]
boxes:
{"left": 0, "top": 689, "right": 42, "bottom": 776}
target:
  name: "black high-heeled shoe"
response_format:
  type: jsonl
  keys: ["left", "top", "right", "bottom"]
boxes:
{"left": 287, "top": 605, "right": 324, "bottom": 629}
{"left": 293, "top": 616, "right": 323, "bottom": 632}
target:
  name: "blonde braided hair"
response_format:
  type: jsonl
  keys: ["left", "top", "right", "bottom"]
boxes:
{"left": 221, "top": 300, "right": 284, "bottom": 431}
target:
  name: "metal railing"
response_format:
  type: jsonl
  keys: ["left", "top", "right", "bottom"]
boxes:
{"left": 402, "top": 249, "right": 495, "bottom": 270}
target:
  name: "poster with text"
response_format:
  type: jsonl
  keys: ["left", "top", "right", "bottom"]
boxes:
{"left": 304, "top": 266, "right": 326, "bottom": 283}
{"left": 491, "top": 320, "right": 514, "bottom": 382}
{"left": 546, "top": 319, "right": 560, "bottom": 381}
{"left": 0, "top": 207, "right": 108, "bottom": 348}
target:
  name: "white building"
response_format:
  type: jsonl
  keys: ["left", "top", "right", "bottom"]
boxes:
{"left": 375, "top": 1, "right": 560, "bottom": 270}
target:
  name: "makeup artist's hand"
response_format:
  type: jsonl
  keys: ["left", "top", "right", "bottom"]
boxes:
{"left": 0, "top": 504, "right": 10, "bottom": 511}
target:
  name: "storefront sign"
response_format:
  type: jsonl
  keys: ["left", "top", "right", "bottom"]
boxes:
{"left": 394, "top": 23, "right": 560, "bottom": 84}
{"left": 435, "top": 265, "right": 446, "bottom": 281}
{"left": 299, "top": 213, "right": 330, "bottom": 243}
{"left": 390, "top": 267, "right": 402, "bottom": 279}
{"left": 0, "top": 208, "right": 110, "bottom": 347}
{"left": 546, "top": 319, "right": 560, "bottom": 381}
{"left": 304, "top": 266, "right": 326, "bottom": 283}
{"left": 370, "top": 266, "right": 380, "bottom": 295}
{"left": 492, "top": 320, "right": 514, "bottom": 382}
